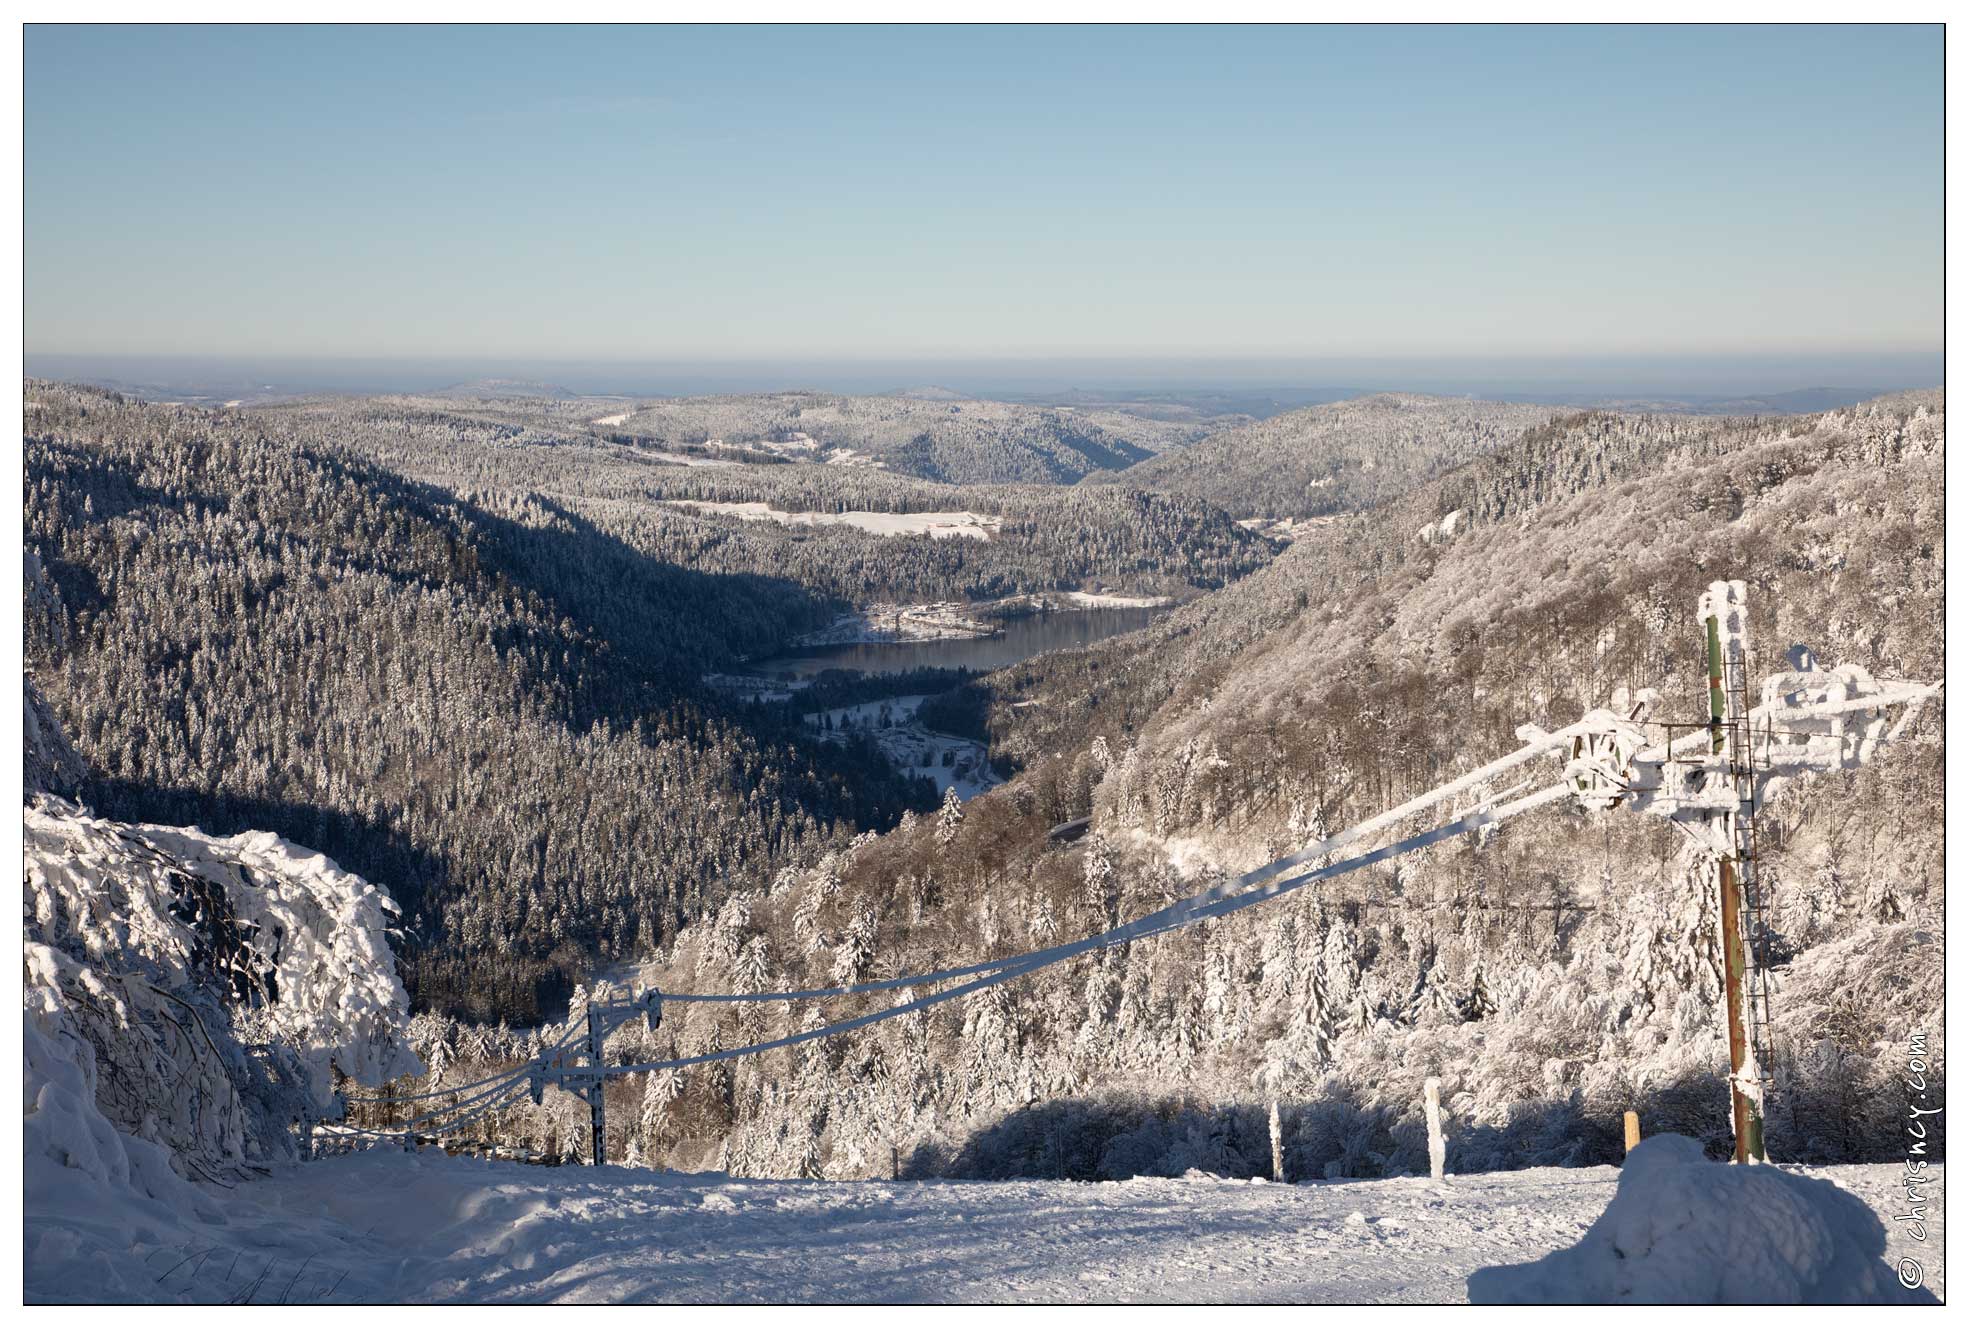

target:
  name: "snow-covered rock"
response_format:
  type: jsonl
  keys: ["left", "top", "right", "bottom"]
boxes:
{"left": 1467, "top": 1134, "right": 1936, "bottom": 1304}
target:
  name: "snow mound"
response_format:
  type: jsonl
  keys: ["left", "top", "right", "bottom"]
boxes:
{"left": 1467, "top": 1135, "right": 1935, "bottom": 1304}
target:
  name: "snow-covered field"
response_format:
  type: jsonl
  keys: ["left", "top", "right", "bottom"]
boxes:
{"left": 1236, "top": 514, "right": 1341, "bottom": 543}
{"left": 1054, "top": 590, "right": 1173, "bottom": 609}
{"left": 642, "top": 451, "right": 735, "bottom": 469}
{"left": 666, "top": 501, "right": 1002, "bottom": 541}
{"left": 27, "top": 1151, "right": 1940, "bottom": 1304}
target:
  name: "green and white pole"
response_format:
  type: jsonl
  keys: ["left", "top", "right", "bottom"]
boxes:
{"left": 1702, "top": 580, "right": 1766, "bottom": 1164}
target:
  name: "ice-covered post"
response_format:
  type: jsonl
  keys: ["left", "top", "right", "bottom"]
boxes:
{"left": 1268, "top": 1098, "right": 1285, "bottom": 1183}
{"left": 1702, "top": 582, "right": 1767, "bottom": 1165}
{"left": 585, "top": 1005, "right": 608, "bottom": 1167}
{"left": 1424, "top": 1077, "right": 1446, "bottom": 1185}
{"left": 1256, "top": 1057, "right": 1289, "bottom": 1182}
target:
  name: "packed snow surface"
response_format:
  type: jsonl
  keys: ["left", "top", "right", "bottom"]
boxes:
{"left": 1468, "top": 1135, "right": 1938, "bottom": 1304}
{"left": 26, "top": 1150, "right": 1939, "bottom": 1304}
{"left": 666, "top": 500, "right": 1002, "bottom": 540}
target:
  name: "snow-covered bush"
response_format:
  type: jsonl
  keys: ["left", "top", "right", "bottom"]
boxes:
{"left": 1468, "top": 1134, "right": 1936, "bottom": 1303}
{"left": 24, "top": 791, "right": 418, "bottom": 1183}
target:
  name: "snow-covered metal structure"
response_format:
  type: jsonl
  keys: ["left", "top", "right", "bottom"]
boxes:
{"left": 1542, "top": 580, "right": 1939, "bottom": 1162}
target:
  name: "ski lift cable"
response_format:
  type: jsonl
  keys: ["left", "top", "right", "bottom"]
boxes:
{"left": 345, "top": 1064, "right": 541, "bottom": 1134}
{"left": 658, "top": 719, "right": 1610, "bottom": 1010}
{"left": 579, "top": 781, "right": 1573, "bottom": 1081}
{"left": 330, "top": 1069, "right": 541, "bottom": 1142}
{"left": 341, "top": 1016, "right": 588, "bottom": 1106}
{"left": 361, "top": 677, "right": 1939, "bottom": 1115}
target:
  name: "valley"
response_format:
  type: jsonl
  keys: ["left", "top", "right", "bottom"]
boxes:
{"left": 20, "top": 20, "right": 1944, "bottom": 1307}
{"left": 23, "top": 377, "right": 1945, "bottom": 1200}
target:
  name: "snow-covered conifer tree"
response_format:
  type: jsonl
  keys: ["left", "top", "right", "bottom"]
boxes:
{"left": 833, "top": 902, "right": 878, "bottom": 986}
{"left": 936, "top": 785, "right": 965, "bottom": 847}
{"left": 1081, "top": 834, "right": 1117, "bottom": 928}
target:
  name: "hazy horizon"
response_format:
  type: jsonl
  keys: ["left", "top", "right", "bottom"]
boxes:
{"left": 25, "top": 350, "right": 1944, "bottom": 412}
{"left": 26, "top": 24, "right": 1941, "bottom": 365}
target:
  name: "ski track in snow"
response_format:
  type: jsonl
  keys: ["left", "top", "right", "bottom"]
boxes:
{"left": 35, "top": 1154, "right": 1940, "bottom": 1304}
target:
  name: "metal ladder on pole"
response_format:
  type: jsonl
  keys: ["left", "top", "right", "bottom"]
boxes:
{"left": 1723, "top": 651, "right": 1779, "bottom": 1127}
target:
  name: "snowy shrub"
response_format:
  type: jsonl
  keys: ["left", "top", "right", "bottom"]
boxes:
{"left": 1096, "top": 1120, "right": 1175, "bottom": 1180}
{"left": 1161, "top": 1111, "right": 1262, "bottom": 1179}
{"left": 23, "top": 792, "right": 418, "bottom": 1183}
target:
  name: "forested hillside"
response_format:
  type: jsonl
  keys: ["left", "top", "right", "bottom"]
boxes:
{"left": 978, "top": 400, "right": 1937, "bottom": 768}
{"left": 491, "top": 394, "right": 1941, "bottom": 1181}
{"left": 1089, "top": 394, "right": 1558, "bottom": 519}
{"left": 573, "top": 391, "right": 1231, "bottom": 484}
{"left": 348, "top": 388, "right": 1240, "bottom": 486}
{"left": 251, "top": 396, "right": 1272, "bottom": 604}
{"left": 23, "top": 382, "right": 926, "bottom": 1021}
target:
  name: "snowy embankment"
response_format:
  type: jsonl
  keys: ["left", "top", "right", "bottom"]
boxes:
{"left": 26, "top": 1151, "right": 1939, "bottom": 1304}
{"left": 1471, "top": 1136, "right": 1937, "bottom": 1304}
{"left": 1055, "top": 590, "right": 1172, "bottom": 609}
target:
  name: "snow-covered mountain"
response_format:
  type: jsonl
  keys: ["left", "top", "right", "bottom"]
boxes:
{"left": 1087, "top": 393, "right": 1561, "bottom": 519}
{"left": 20, "top": 386, "right": 1946, "bottom": 1302}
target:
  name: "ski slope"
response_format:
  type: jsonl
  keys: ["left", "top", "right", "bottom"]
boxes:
{"left": 26, "top": 1151, "right": 1940, "bottom": 1304}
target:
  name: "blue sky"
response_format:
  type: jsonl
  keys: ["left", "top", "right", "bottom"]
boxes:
{"left": 25, "top": 24, "right": 1942, "bottom": 362}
